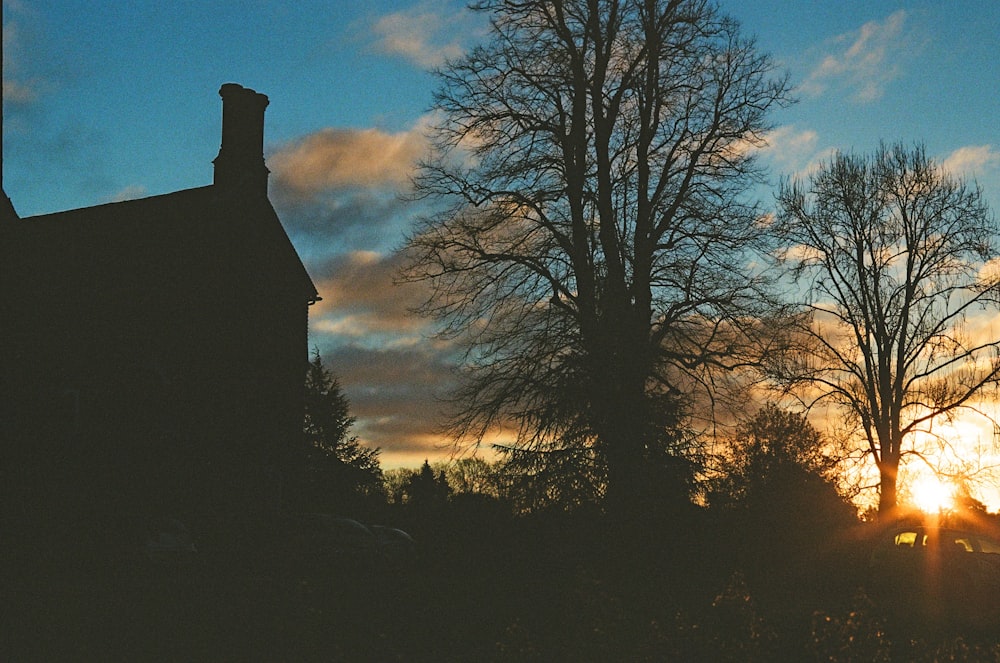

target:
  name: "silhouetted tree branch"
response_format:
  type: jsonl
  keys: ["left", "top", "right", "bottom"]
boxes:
{"left": 771, "top": 142, "right": 1000, "bottom": 515}
{"left": 402, "top": 0, "right": 792, "bottom": 514}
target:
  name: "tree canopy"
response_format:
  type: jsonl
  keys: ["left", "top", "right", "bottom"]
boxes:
{"left": 403, "top": 0, "right": 791, "bottom": 513}
{"left": 771, "top": 142, "right": 1000, "bottom": 515}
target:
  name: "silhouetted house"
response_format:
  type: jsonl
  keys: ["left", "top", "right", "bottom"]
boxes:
{"left": 0, "top": 84, "right": 319, "bottom": 517}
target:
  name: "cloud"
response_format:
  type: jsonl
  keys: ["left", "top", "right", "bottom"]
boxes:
{"left": 3, "top": 78, "right": 38, "bottom": 105}
{"left": 755, "top": 125, "right": 836, "bottom": 181}
{"left": 758, "top": 126, "right": 818, "bottom": 166}
{"left": 309, "top": 249, "right": 433, "bottom": 343}
{"left": 104, "top": 185, "right": 148, "bottom": 204}
{"left": 318, "top": 337, "right": 459, "bottom": 460}
{"left": 268, "top": 120, "right": 436, "bottom": 261}
{"left": 370, "top": 4, "right": 466, "bottom": 69}
{"left": 801, "top": 10, "right": 917, "bottom": 103}
{"left": 269, "top": 126, "right": 426, "bottom": 200}
{"left": 941, "top": 145, "right": 1000, "bottom": 178}
{"left": 302, "top": 248, "right": 467, "bottom": 462}
{"left": 266, "top": 122, "right": 453, "bottom": 464}
{"left": 2, "top": 14, "right": 41, "bottom": 105}
{"left": 279, "top": 187, "right": 417, "bottom": 263}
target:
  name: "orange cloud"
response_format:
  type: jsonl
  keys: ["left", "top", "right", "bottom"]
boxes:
{"left": 269, "top": 126, "right": 425, "bottom": 199}
{"left": 310, "top": 250, "right": 432, "bottom": 339}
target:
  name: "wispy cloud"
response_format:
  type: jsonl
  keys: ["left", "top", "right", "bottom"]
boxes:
{"left": 370, "top": 3, "right": 468, "bottom": 69}
{"left": 310, "top": 250, "right": 432, "bottom": 343}
{"left": 322, "top": 342, "right": 457, "bottom": 459}
{"left": 758, "top": 126, "right": 817, "bottom": 165}
{"left": 755, "top": 125, "right": 836, "bottom": 181}
{"left": 801, "top": 10, "right": 918, "bottom": 103}
{"left": 308, "top": 251, "right": 457, "bottom": 459}
{"left": 267, "top": 113, "right": 452, "bottom": 463}
{"left": 103, "top": 185, "right": 148, "bottom": 204}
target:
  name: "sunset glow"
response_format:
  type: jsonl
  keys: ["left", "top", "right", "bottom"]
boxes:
{"left": 909, "top": 474, "right": 956, "bottom": 514}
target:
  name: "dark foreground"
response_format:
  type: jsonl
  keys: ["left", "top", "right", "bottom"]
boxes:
{"left": 5, "top": 508, "right": 1000, "bottom": 662}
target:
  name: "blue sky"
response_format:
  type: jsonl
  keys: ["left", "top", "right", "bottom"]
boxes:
{"left": 3, "top": 0, "right": 999, "bottom": 469}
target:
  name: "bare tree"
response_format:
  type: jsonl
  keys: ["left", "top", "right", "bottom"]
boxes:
{"left": 402, "top": 0, "right": 791, "bottom": 513}
{"left": 772, "top": 142, "right": 1000, "bottom": 515}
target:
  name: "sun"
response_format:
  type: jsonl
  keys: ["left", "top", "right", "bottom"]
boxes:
{"left": 909, "top": 474, "right": 956, "bottom": 514}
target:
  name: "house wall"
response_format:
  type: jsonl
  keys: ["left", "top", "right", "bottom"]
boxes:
{"left": 0, "top": 210, "right": 313, "bottom": 522}
{"left": 1, "top": 84, "right": 318, "bottom": 527}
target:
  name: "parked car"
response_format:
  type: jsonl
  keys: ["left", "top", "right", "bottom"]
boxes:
{"left": 281, "top": 514, "right": 378, "bottom": 566}
{"left": 369, "top": 525, "right": 416, "bottom": 563}
{"left": 869, "top": 525, "right": 1000, "bottom": 624}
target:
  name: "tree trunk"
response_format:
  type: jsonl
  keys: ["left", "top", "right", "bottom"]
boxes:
{"left": 602, "top": 425, "right": 645, "bottom": 521}
{"left": 598, "top": 346, "right": 652, "bottom": 522}
{"left": 878, "top": 461, "right": 898, "bottom": 517}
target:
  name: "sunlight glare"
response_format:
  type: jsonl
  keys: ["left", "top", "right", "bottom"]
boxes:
{"left": 910, "top": 474, "right": 956, "bottom": 514}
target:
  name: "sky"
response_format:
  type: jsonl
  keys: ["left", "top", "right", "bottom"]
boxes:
{"left": 3, "top": 0, "right": 1000, "bottom": 475}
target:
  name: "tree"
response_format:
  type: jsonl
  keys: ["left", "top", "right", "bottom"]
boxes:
{"left": 383, "top": 467, "right": 419, "bottom": 505}
{"left": 403, "top": 0, "right": 791, "bottom": 514}
{"left": 383, "top": 460, "right": 454, "bottom": 508}
{"left": 406, "top": 460, "right": 452, "bottom": 509}
{"left": 708, "top": 404, "right": 855, "bottom": 575}
{"left": 294, "top": 351, "right": 382, "bottom": 507}
{"left": 708, "top": 403, "right": 847, "bottom": 517}
{"left": 445, "top": 457, "right": 504, "bottom": 498}
{"left": 499, "top": 444, "right": 607, "bottom": 514}
{"left": 772, "top": 142, "right": 1000, "bottom": 516}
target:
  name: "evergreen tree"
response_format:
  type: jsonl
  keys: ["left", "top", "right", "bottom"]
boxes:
{"left": 292, "top": 351, "right": 382, "bottom": 509}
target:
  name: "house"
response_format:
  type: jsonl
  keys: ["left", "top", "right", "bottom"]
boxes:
{"left": 0, "top": 84, "right": 319, "bottom": 520}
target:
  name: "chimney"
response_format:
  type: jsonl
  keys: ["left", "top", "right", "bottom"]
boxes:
{"left": 213, "top": 83, "right": 270, "bottom": 195}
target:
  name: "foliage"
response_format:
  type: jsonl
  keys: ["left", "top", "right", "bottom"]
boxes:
{"left": 708, "top": 403, "right": 841, "bottom": 510}
{"left": 407, "top": 459, "right": 452, "bottom": 507}
{"left": 771, "top": 142, "right": 1000, "bottom": 514}
{"left": 702, "top": 572, "right": 776, "bottom": 662}
{"left": 707, "top": 403, "right": 857, "bottom": 573}
{"left": 444, "top": 457, "right": 504, "bottom": 498}
{"left": 291, "top": 351, "right": 382, "bottom": 509}
{"left": 403, "top": 0, "right": 792, "bottom": 512}
{"left": 383, "top": 467, "right": 418, "bottom": 505}
{"left": 497, "top": 444, "right": 607, "bottom": 514}
{"left": 809, "top": 591, "right": 891, "bottom": 663}
{"left": 383, "top": 460, "right": 452, "bottom": 507}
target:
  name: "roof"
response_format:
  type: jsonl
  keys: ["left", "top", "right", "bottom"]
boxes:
{"left": 0, "top": 184, "right": 319, "bottom": 306}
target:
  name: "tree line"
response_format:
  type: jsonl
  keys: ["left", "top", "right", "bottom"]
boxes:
{"left": 295, "top": 352, "right": 854, "bottom": 528}
{"left": 394, "top": 0, "right": 1000, "bottom": 519}
{"left": 303, "top": 0, "right": 999, "bottom": 521}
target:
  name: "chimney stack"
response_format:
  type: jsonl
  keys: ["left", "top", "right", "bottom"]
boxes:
{"left": 213, "top": 83, "right": 270, "bottom": 195}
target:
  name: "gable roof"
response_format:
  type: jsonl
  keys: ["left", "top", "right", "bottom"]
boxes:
{"left": 1, "top": 184, "right": 319, "bottom": 308}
